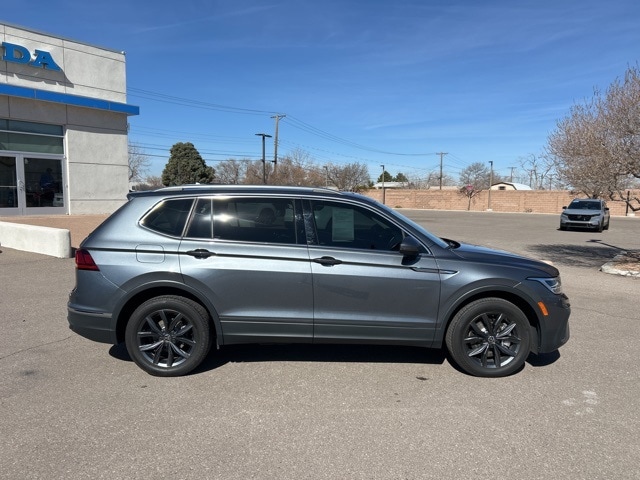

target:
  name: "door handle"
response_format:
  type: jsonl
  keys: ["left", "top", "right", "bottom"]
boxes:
{"left": 313, "top": 256, "right": 343, "bottom": 266}
{"left": 186, "top": 249, "right": 216, "bottom": 259}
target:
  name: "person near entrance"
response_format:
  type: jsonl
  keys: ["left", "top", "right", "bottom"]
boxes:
{"left": 39, "top": 168, "right": 56, "bottom": 204}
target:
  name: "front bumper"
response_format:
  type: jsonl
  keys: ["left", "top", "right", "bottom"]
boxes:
{"left": 560, "top": 215, "right": 601, "bottom": 230}
{"left": 534, "top": 293, "right": 571, "bottom": 353}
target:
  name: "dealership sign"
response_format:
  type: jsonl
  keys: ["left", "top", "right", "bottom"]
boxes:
{"left": 1, "top": 42, "right": 61, "bottom": 71}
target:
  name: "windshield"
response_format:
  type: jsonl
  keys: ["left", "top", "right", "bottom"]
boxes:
{"left": 569, "top": 201, "right": 601, "bottom": 210}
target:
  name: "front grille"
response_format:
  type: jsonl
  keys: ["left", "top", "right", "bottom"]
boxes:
{"left": 567, "top": 214, "right": 593, "bottom": 221}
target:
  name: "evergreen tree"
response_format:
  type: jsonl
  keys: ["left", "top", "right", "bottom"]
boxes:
{"left": 162, "top": 142, "right": 215, "bottom": 186}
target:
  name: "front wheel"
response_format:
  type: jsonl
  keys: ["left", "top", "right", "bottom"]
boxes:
{"left": 125, "top": 295, "right": 212, "bottom": 376}
{"left": 445, "top": 298, "right": 531, "bottom": 377}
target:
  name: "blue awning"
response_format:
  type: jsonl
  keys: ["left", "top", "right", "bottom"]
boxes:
{"left": 0, "top": 84, "right": 139, "bottom": 116}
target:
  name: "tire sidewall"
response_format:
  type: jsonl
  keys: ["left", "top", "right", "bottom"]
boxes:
{"left": 125, "top": 295, "right": 211, "bottom": 377}
{"left": 446, "top": 298, "right": 531, "bottom": 378}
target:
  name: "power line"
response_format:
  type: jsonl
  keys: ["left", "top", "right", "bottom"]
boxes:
{"left": 128, "top": 88, "right": 277, "bottom": 116}
{"left": 125, "top": 87, "right": 482, "bottom": 178}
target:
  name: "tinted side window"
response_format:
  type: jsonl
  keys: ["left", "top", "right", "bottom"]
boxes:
{"left": 185, "top": 197, "right": 298, "bottom": 244}
{"left": 311, "top": 200, "right": 404, "bottom": 251}
{"left": 141, "top": 198, "right": 194, "bottom": 236}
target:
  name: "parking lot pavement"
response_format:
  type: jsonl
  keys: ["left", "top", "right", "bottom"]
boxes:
{"left": 1, "top": 211, "right": 639, "bottom": 480}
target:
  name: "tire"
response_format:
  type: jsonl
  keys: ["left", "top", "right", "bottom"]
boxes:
{"left": 597, "top": 221, "right": 604, "bottom": 233}
{"left": 125, "top": 295, "right": 212, "bottom": 376}
{"left": 445, "top": 298, "right": 531, "bottom": 377}
{"left": 559, "top": 224, "right": 567, "bottom": 231}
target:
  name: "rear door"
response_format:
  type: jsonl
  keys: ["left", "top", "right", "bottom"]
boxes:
{"left": 307, "top": 199, "right": 441, "bottom": 344}
{"left": 179, "top": 196, "right": 314, "bottom": 343}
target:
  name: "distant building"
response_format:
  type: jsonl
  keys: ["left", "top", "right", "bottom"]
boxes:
{"left": 372, "top": 181, "right": 409, "bottom": 189}
{"left": 490, "top": 182, "right": 532, "bottom": 191}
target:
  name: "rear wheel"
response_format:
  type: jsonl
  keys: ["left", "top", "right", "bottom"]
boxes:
{"left": 445, "top": 298, "right": 531, "bottom": 377}
{"left": 125, "top": 295, "right": 212, "bottom": 376}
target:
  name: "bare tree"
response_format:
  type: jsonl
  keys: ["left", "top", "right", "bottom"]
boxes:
{"left": 128, "top": 143, "right": 151, "bottom": 183}
{"left": 459, "top": 162, "right": 491, "bottom": 189}
{"left": 547, "top": 64, "right": 640, "bottom": 210}
{"left": 216, "top": 159, "right": 249, "bottom": 184}
{"left": 243, "top": 160, "right": 267, "bottom": 184}
{"left": 144, "top": 175, "right": 164, "bottom": 189}
{"left": 459, "top": 184, "right": 483, "bottom": 210}
{"left": 519, "top": 154, "right": 557, "bottom": 189}
{"left": 326, "top": 162, "right": 370, "bottom": 191}
{"left": 458, "top": 162, "right": 492, "bottom": 210}
{"left": 271, "top": 148, "right": 324, "bottom": 186}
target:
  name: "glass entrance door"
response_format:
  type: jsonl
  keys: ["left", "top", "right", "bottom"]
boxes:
{"left": 0, "top": 156, "right": 18, "bottom": 211}
{"left": 23, "top": 157, "right": 65, "bottom": 212}
{"left": 0, "top": 154, "right": 65, "bottom": 215}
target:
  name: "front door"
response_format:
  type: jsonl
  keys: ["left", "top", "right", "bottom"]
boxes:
{"left": 0, "top": 154, "right": 66, "bottom": 215}
{"left": 308, "top": 200, "right": 442, "bottom": 344}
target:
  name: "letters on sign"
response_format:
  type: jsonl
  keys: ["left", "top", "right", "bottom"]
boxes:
{"left": 1, "top": 42, "right": 62, "bottom": 71}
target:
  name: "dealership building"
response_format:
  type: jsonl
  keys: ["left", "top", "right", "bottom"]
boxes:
{"left": 0, "top": 22, "right": 139, "bottom": 216}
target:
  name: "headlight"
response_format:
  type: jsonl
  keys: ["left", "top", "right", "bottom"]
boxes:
{"left": 529, "top": 276, "right": 563, "bottom": 295}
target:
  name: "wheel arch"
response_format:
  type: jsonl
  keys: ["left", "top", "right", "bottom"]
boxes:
{"left": 439, "top": 289, "right": 541, "bottom": 351}
{"left": 114, "top": 283, "right": 221, "bottom": 344}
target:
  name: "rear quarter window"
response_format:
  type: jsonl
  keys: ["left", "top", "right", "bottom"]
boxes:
{"left": 140, "top": 198, "right": 194, "bottom": 236}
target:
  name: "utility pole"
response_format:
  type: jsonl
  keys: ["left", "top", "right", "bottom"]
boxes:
{"left": 271, "top": 114, "right": 286, "bottom": 175}
{"left": 488, "top": 160, "right": 494, "bottom": 211}
{"left": 255, "top": 133, "right": 272, "bottom": 184}
{"left": 380, "top": 164, "right": 386, "bottom": 205}
{"left": 509, "top": 166, "right": 516, "bottom": 183}
{"left": 436, "top": 152, "right": 447, "bottom": 190}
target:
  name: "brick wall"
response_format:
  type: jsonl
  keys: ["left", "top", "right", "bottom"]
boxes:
{"left": 363, "top": 189, "right": 639, "bottom": 216}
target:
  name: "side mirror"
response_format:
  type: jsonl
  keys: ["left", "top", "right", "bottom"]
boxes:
{"left": 562, "top": 206, "right": 567, "bottom": 210}
{"left": 399, "top": 236, "right": 421, "bottom": 257}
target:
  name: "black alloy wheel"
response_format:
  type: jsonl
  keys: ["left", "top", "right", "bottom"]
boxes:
{"left": 446, "top": 298, "right": 531, "bottom": 377}
{"left": 125, "top": 295, "right": 212, "bottom": 376}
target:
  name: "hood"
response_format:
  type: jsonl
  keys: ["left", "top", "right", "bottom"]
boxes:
{"left": 448, "top": 241, "right": 560, "bottom": 277}
{"left": 563, "top": 208, "right": 602, "bottom": 215}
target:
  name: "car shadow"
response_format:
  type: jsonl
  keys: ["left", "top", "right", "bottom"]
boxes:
{"left": 527, "top": 350, "right": 561, "bottom": 367}
{"left": 526, "top": 241, "right": 626, "bottom": 269}
{"left": 198, "top": 343, "right": 448, "bottom": 374}
{"left": 109, "top": 342, "right": 448, "bottom": 374}
{"left": 109, "top": 342, "right": 558, "bottom": 376}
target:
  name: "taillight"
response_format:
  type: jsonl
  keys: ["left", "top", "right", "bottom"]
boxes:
{"left": 75, "top": 249, "right": 100, "bottom": 271}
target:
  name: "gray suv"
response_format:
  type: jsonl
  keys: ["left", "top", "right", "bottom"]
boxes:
{"left": 560, "top": 198, "right": 610, "bottom": 232}
{"left": 68, "top": 186, "right": 570, "bottom": 377}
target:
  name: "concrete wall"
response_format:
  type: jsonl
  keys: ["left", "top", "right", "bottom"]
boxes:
{"left": 365, "top": 189, "right": 639, "bottom": 217}
{"left": 65, "top": 108, "right": 129, "bottom": 214}
{"left": 0, "top": 221, "right": 71, "bottom": 258}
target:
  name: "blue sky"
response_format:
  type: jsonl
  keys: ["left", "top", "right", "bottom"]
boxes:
{"left": 3, "top": 0, "right": 640, "bottom": 183}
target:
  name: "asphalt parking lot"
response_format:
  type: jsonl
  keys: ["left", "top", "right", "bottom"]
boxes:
{"left": 1, "top": 210, "right": 639, "bottom": 479}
